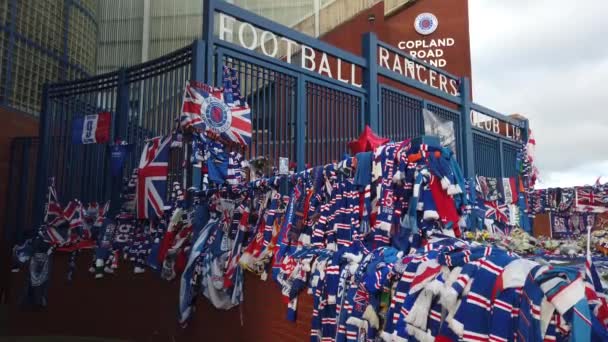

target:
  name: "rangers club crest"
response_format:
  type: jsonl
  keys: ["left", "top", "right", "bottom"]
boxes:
{"left": 414, "top": 13, "right": 438, "bottom": 35}
{"left": 203, "top": 97, "right": 232, "bottom": 134}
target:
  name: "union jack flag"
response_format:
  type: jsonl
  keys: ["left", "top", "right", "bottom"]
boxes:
{"left": 136, "top": 135, "right": 171, "bottom": 219}
{"left": 585, "top": 225, "right": 608, "bottom": 325}
{"left": 180, "top": 81, "right": 220, "bottom": 130}
{"left": 39, "top": 179, "right": 68, "bottom": 245}
{"left": 576, "top": 187, "right": 608, "bottom": 213}
{"left": 94, "top": 201, "right": 110, "bottom": 226}
{"left": 44, "top": 178, "right": 64, "bottom": 227}
{"left": 484, "top": 200, "right": 509, "bottom": 223}
{"left": 64, "top": 200, "right": 84, "bottom": 231}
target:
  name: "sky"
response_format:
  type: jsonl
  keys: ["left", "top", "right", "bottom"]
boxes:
{"left": 468, "top": 0, "right": 608, "bottom": 189}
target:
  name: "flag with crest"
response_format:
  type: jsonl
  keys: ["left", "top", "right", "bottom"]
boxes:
{"left": 136, "top": 135, "right": 171, "bottom": 219}
{"left": 180, "top": 66, "right": 251, "bottom": 146}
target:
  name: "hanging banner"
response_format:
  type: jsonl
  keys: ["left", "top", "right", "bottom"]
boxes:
{"left": 550, "top": 212, "right": 571, "bottom": 239}
{"left": 422, "top": 109, "right": 456, "bottom": 156}
{"left": 551, "top": 212, "right": 595, "bottom": 239}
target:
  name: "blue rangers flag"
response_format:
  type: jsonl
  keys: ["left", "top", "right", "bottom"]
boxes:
{"left": 136, "top": 135, "right": 171, "bottom": 219}
{"left": 72, "top": 112, "right": 111, "bottom": 144}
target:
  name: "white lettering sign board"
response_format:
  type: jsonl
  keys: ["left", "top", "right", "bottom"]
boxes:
{"left": 217, "top": 13, "right": 459, "bottom": 96}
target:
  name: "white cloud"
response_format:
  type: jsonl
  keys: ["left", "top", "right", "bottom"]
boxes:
{"left": 469, "top": 0, "right": 608, "bottom": 187}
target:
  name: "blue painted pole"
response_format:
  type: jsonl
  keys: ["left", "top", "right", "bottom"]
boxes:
{"left": 362, "top": 32, "right": 379, "bottom": 132}
{"left": 190, "top": 40, "right": 206, "bottom": 189}
{"left": 523, "top": 118, "right": 530, "bottom": 143}
{"left": 296, "top": 77, "right": 306, "bottom": 171}
{"left": 3, "top": 140, "right": 17, "bottom": 245}
{"left": 110, "top": 69, "right": 130, "bottom": 214}
{"left": 33, "top": 84, "right": 51, "bottom": 228}
{"left": 459, "top": 77, "right": 475, "bottom": 178}
{"left": 2, "top": 0, "right": 17, "bottom": 104}
{"left": 16, "top": 140, "right": 31, "bottom": 244}
{"left": 498, "top": 140, "right": 505, "bottom": 179}
{"left": 62, "top": 0, "right": 72, "bottom": 80}
{"left": 202, "top": 0, "right": 216, "bottom": 84}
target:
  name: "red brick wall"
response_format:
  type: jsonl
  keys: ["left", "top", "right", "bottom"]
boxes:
{"left": 318, "top": 0, "right": 471, "bottom": 109}
{"left": 0, "top": 107, "right": 39, "bottom": 236}
{"left": 382, "top": 0, "right": 472, "bottom": 82}
{"left": 7, "top": 252, "right": 313, "bottom": 342}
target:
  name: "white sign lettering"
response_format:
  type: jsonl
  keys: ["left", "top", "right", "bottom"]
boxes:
{"left": 470, "top": 110, "right": 522, "bottom": 141}
{"left": 378, "top": 46, "right": 459, "bottom": 96}
{"left": 218, "top": 13, "right": 362, "bottom": 87}
{"left": 398, "top": 38, "right": 455, "bottom": 68}
{"left": 218, "top": 13, "right": 457, "bottom": 94}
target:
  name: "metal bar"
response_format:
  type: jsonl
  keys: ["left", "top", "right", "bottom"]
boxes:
{"left": 62, "top": 0, "right": 71, "bottom": 81}
{"left": 15, "top": 140, "right": 30, "bottom": 244}
{"left": 459, "top": 77, "right": 475, "bottom": 179}
{"left": 2, "top": 0, "right": 18, "bottom": 104}
{"left": 264, "top": 66, "right": 270, "bottom": 160}
{"left": 216, "top": 51, "right": 225, "bottom": 87}
{"left": 296, "top": 77, "right": 306, "bottom": 171}
{"left": 4, "top": 139, "right": 18, "bottom": 245}
{"left": 70, "top": 0, "right": 98, "bottom": 28}
{"left": 498, "top": 140, "right": 505, "bottom": 179}
{"left": 276, "top": 74, "right": 282, "bottom": 161}
{"left": 163, "top": 62, "right": 170, "bottom": 135}
{"left": 213, "top": 1, "right": 367, "bottom": 67}
{"left": 191, "top": 40, "right": 205, "bottom": 188}
{"left": 202, "top": 0, "right": 216, "bottom": 83}
{"left": 523, "top": 119, "right": 530, "bottom": 143}
{"left": 362, "top": 33, "right": 379, "bottom": 132}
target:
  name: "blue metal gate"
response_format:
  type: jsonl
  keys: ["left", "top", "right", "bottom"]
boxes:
{"left": 28, "top": 0, "right": 530, "bottom": 231}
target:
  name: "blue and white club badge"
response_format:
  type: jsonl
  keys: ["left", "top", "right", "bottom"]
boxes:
{"left": 414, "top": 12, "right": 438, "bottom": 35}
{"left": 203, "top": 96, "right": 232, "bottom": 134}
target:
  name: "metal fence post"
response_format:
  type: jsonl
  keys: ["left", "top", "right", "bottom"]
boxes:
{"left": 459, "top": 77, "right": 475, "bottom": 178}
{"left": 110, "top": 69, "right": 130, "bottom": 214}
{"left": 190, "top": 40, "right": 206, "bottom": 189}
{"left": 296, "top": 77, "right": 306, "bottom": 171}
{"left": 3, "top": 140, "right": 17, "bottom": 245}
{"left": 362, "top": 32, "right": 379, "bottom": 132}
{"left": 523, "top": 119, "right": 530, "bottom": 143}
{"left": 202, "top": 0, "right": 216, "bottom": 84}
{"left": 16, "top": 140, "right": 30, "bottom": 244}
{"left": 192, "top": 40, "right": 206, "bottom": 81}
{"left": 498, "top": 140, "right": 505, "bottom": 179}
{"left": 33, "top": 84, "right": 51, "bottom": 228}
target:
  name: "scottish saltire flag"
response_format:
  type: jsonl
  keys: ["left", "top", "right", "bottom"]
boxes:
{"left": 136, "top": 135, "right": 171, "bottom": 219}
{"left": 72, "top": 112, "right": 111, "bottom": 144}
{"left": 180, "top": 68, "right": 252, "bottom": 146}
